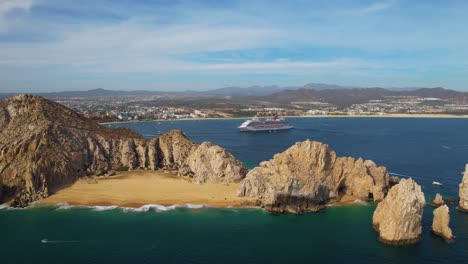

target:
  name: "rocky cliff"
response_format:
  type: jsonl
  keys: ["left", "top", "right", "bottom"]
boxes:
{"left": 432, "top": 205, "right": 454, "bottom": 241}
{"left": 0, "top": 95, "right": 246, "bottom": 207}
{"left": 179, "top": 142, "right": 247, "bottom": 184}
{"left": 372, "top": 178, "right": 426, "bottom": 244}
{"left": 237, "top": 140, "right": 390, "bottom": 213}
{"left": 0, "top": 174, "right": 2, "bottom": 200}
{"left": 459, "top": 164, "right": 468, "bottom": 212}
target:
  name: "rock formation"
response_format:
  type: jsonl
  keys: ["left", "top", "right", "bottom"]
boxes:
{"left": 237, "top": 140, "right": 390, "bottom": 213}
{"left": 432, "top": 205, "right": 454, "bottom": 241}
{"left": 0, "top": 174, "right": 2, "bottom": 201}
{"left": 372, "top": 178, "right": 426, "bottom": 244}
{"left": 446, "top": 198, "right": 456, "bottom": 204}
{"left": 389, "top": 176, "right": 400, "bottom": 186}
{"left": 0, "top": 95, "right": 246, "bottom": 207}
{"left": 459, "top": 164, "right": 468, "bottom": 211}
{"left": 430, "top": 193, "right": 445, "bottom": 207}
{"left": 179, "top": 142, "right": 247, "bottom": 184}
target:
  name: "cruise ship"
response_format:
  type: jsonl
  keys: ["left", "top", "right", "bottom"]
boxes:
{"left": 238, "top": 116, "right": 293, "bottom": 132}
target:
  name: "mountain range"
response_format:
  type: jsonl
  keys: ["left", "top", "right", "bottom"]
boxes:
{"left": 1, "top": 84, "right": 467, "bottom": 107}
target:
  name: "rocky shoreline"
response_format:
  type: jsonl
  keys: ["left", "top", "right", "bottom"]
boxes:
{"left": 1, "top": 94, "right": 468, "bottom": 246}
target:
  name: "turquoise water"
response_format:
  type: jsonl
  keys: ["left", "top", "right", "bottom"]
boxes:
{"left": 2, "top": 118, "right": 468, "bottom": 263}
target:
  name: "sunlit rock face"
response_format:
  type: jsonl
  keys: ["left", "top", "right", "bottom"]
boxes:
{"left": 238, "top": 140, "right": 390, "bottom": 213}
{"left": 0, "top": 95, "right": 246, "bottom": 207}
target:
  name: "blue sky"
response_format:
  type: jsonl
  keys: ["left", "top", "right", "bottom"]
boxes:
{"left": 1, "top": 0, "right": 468, "bottom": 92}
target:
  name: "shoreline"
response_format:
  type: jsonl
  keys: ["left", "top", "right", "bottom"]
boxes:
{"left": 99, "top": 113, "right": 468, "bottom": 125}
{"left": 41, "top": 170, "right": 254, "bottom": 209}
{"left": 35, "top": 170, "right": 368, "bottom": 211}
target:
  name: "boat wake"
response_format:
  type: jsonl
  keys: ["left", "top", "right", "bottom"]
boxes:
{"left": 389, "top": 172, "right": 413, "bottom": 178}
{"left": 41, "top": 238, "right": 77, "bottom": 244}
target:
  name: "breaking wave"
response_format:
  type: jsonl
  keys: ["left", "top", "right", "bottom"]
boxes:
{"left": 54, "top": 203, "right": 207, "bottom": 212}
{"left": 122, "top": 204, "right": 179, "bottom": 212}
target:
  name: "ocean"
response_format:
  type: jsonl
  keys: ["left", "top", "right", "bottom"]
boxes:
{"left": 1, "top": 117, "right": 468, "bottom": 263}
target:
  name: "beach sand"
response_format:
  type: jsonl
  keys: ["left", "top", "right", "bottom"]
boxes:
{"left": 42, "top": 170, "right": 252, "bottom": 208}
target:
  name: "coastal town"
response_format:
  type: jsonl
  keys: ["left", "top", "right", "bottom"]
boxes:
{"left": 50, "top": 92, "right": 468, "bottom": 122}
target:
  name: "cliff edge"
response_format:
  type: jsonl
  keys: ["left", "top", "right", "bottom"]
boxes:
{"left": 0, "top": 95, "right": 246, "bottom": 207}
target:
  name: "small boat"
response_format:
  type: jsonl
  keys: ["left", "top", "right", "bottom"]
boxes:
{"left": 432, "top": 181, "right": 443, "bottom": 186}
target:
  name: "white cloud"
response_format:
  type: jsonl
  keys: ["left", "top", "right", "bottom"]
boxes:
{"left": 0, "top": 0, "right": 32, "bottom": 16}
{"left": 1, "top": 0, "right": 468, "bottom": 91}
{"left": 343, "top": 0, "right": 396, "bottom": 15}
{"left": 0, "top": 0, "right": 34, "bottom": 31}
{"left": 361, "top": 1, "right": 396, "bottom": 14}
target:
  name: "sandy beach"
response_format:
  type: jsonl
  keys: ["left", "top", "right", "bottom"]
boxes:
{"left": 42, "top": 170, "right": 252, "bottom": 208}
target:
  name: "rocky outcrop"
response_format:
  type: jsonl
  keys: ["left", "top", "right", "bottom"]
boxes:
{"left": 389, "top": 176, "right": 400, "bottom": 186}
{"left": 430, "top": 193, "right": 445, "bottom": 207}
{"left": 459, "top": 164, "right": 468, "bottom": 212}
{"left": 372, "top": 178, "right": 426, "bottom": 244}
{"left": 446, "top": 198, "right": 456, "bottom": 204}
{"left": 237, "top": 140, "right": 390, "bottom": 213}
{"left": 0, "top": 174, "right": 2, "bottom": 200}
{"left": 432, "top": 205, "right": 454, "bottom": 241}
{"left": 0, "top": 95, "right": 246, "bottom": 207}
{"left": 179, "top": 142, "right": 247, "bottom": 184}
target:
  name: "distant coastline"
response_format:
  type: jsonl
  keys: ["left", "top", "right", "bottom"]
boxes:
{"left": 99, "top": 113, "right": 468, "bottom": 125}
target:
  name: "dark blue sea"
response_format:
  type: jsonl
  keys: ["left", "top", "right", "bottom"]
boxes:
{"left": 1, "top": 117, "right": 468, "bottom": 264}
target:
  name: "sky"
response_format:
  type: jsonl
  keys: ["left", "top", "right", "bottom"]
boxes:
{"left": 1, "top": 0, "right": 468, "bottom": 92}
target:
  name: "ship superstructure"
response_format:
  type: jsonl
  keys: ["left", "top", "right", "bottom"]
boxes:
{"left": 238, "top": 116, "right": 293, "bottom": 132}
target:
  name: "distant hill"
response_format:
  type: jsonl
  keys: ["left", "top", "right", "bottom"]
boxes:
{"left": 42, "top": 88, "right": 171, "bottom": 98}
{"left": 265, "top": 87, "right": 468, "bottom": 107}
{"left": 200, "top": 85, "right": 288, "bottom": 96}
{"left": 0, "top": 84, "right": 463, "bottom": 100}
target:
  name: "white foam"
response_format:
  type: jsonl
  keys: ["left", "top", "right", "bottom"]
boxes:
{"left": 0, "top": 204, "right": 9, "bottom": 210}
{"left": 122, "top": 204, "right": 179, "bottom": 212}
{"left": 91, "top": 205, "right": 118, "bottom": 211}
{"left": 352, "top": 199, "right": 369, "bottom": 206}
{"left": 52, "top": 203, "right": 210, "bottom": 212}
{"left": 185, "top": 203, "right": 207, "bottom": 209}
{"left": 56, "top": 203, "right": 75, "bottom": 210}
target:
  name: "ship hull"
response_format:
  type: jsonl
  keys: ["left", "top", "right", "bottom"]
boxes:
{"left": 239, "top": 125, "right": 294, "bottom": 132}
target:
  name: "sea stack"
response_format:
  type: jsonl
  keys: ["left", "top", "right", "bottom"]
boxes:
{"left": 372, "top": 178, "right": 426, "bottom": 244}
{"left": 459, "top": 164, "right": 468, "bottom": 212}
{"left": 430, "top": 193, "right": 445, "bottom": 207}
{"left": 432, "top": 205, "right": 454, "bottom": 241}
{"left": 0, "top": 95, "right": 247, "bottom": 207}
{"left": 237, "top": 140, "right": 390, "bottom": 213}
